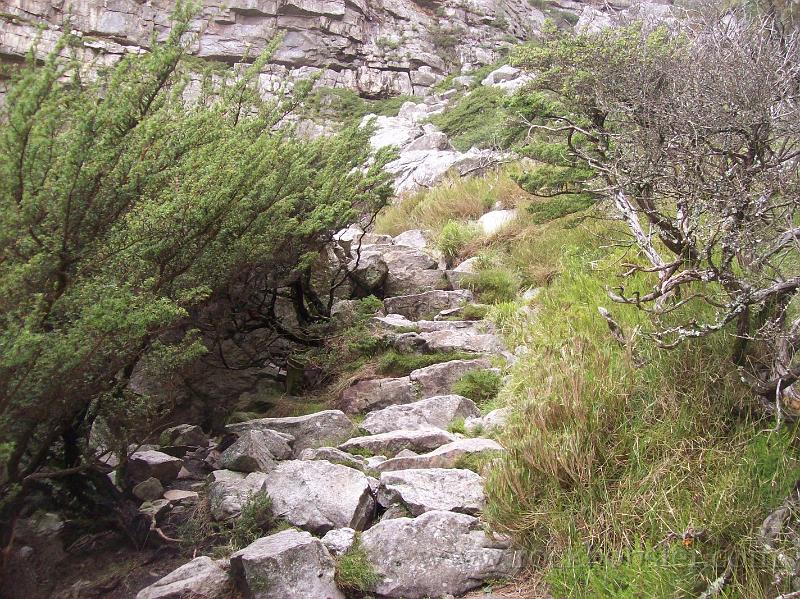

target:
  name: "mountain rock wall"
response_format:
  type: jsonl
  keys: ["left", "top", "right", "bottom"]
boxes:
{"left": 0, "top": 0, "right": 547, "bottom": 96}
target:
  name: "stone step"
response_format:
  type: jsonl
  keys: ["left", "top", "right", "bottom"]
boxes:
{"left": 339, "top": 427, "right": 456, "bottom": 456}
{"left": 374, "top": 438, "right": 505, "bottom": 473}
{"left": 372, "top": 313, "right": 493, "bottom": 333}
{"left": 383, "top": 289, "right": 474, "bottom": 320}
{"left": 377, "top": 468, "right": 485, "bottom": 516}
{"left": 226, "top": 410, "right": 355, "bottom": 455}
{"left": 338, "top": 357, "right": 491, "bottom": 414}
{"left": 361, "top": 394, "right": 480, "bottom": 435}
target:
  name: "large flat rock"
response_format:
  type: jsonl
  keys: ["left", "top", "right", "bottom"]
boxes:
{"left": 408, "top": 358, "right": 492, "bottom": 397}
{"left": 227, "top": 410, "right": 355, "bottom": 454}
{"left": 384, "top": 290, "right": 473, "bottom": 320}
{"left": 339, "top": 376, "right": 416, "bottom": 414}
{"left": 375, "top": 438, "right": 504, "bottom": 472}
{"left": 378, "top": 468, "right": 485, "bottom": 516}
{"left": 220, "top": 430, "right": 277, "bottom": 473}
{"left": 263, "top": 460, "right": 375, "bottom": 533}
{"left": 339, "top": 427, "right": 455, "bottom": 456}
{"left": 360, "top": 510, "right": 522, "bottom": 598}
{"left": 361, "top": 394, "right": 479, "bottom": 434}
{"left": 136, "top": 556, "right": 230, "bottom": 599}
{"left": 231, "top": 529, "right": 344, "bottom": 599}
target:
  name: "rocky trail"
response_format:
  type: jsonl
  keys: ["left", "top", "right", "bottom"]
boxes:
{"left": 132, "top": 223, "right": 523, "bottom": 599}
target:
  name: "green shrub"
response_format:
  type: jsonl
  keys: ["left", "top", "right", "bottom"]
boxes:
{"left": 378, "top": 350, "right": 475, "bottom": 377}
{"left": 335, "top": 539, "right": 380, "bottom": 592}
{"left": 461, "top": 269, "right": 520, "bottom": 304}
{"left": 452, "top": 369, "right": 502, "bottom": 406}
{"left": 429, "top": 86, "right": 509, "bottom": 150}
{"left": 459, "top": 303, "right": 490, "bottom": 320}
{"left": 229, "top": 491, "right": 275, "bottom": 550}
{"left": 436, "top": 220, "right": 480, "bottom": 266}
{"left": 527, "top": 194, "right": 595, "bottom": 223}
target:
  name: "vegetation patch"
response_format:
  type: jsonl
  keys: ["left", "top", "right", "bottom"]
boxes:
{"left": 461, "top": 269, "right": 520, "bottom": 304}
{"left": 335, "top": 538, "right": 380, "bottom": 592}
{"left": 436, "top": 220, "right": 481, "bottom": 266}
{"left": 429, "top": 86, "right": 510, "bottom": 150}
{"left": 452, "top": 369, "right": 502, "bottom": 406}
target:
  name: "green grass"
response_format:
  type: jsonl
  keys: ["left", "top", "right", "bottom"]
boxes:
{"left": 378, "top": 350, "right": 476, "bottom": 377}
{"left": 335, "top": 538, "right": 381, "bottom": 592}
{"left": 481, "top": 219, "right": 800, "bottom": 597}
{"left": 461, "top": 268, "right": 520, "bottom": 304}
{"left": 459, "top": 303, "right": 490, "bottom": 320}
{"left": 437, "top": 220, "right": 480, "bottom": 266}
{"left": 452, "top": 369, "right": 503, "bottom": 406}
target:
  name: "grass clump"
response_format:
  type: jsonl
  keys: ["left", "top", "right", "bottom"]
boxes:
{"left": 452, "top": 369, "right": 502, "bottom": 406}
{"left": 228, "top": 491, "right": 276, "bottom": 551}
{"left": 429, "top": 86, "right": 510, "bottom": 150}
{"left": 454, "top": 450, "right": 503, "bottom": 474}
{"left": 459, "top": 303, "right": 490, "bottom": 320}
{"left": 335, "top": 538, "right": 380, "bottom": 592}
{"left": 461, "top": 268, "right": 520, "bottom": 304}
{"left": 378, "top": 350, "right": 475, "bottom": 377}
{"left": 437, "top": 220, "right": 480, "bottom": 266}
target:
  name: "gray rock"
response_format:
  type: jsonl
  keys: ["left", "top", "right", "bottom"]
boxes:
{"left": 220, "top": 430, "right": 277, "bottom": 473}
{"left": 321, "top": 527, "right": 356, "bottom": 556}
{"left": 136, "top": 556, "right": 230, "bottom": 599}
{"left": 231, "top": 530, "right": 345, "bottom": 599}
{"left": 339, "top": 376, "right": 416, "bottom": 414}
{"left": 360, "top": 510, "right": 522, "bottom": 598}
{"left": 127, "top": 450, "right": 183, "bottom": 485}
{"left": 227, "top": 410, "right": 356, "bottom": 454}
{"left": 159, "top": 424, "right": 209, "bottom": 448}
{"left": 263, "top": 460, "right": 376, "bottom": 533}
{"left": 465, "top": 407, "right": 510, "bottom": 434}
{"left": 417, "top": 328, "right": 504, "bottom": 354}
{"left": 452, "top": 75, "right": 476, "bottom": 88}
{"left": 384, "top": 289, "right": 474, "bottom": 320}
{"left": 299, "top": 446, "right": 369, "bottom": 470}
{"left": 409, "top": 358, "right": 492, "bottom": 397}
{"left": 348, "top": 250, "right": 389, "bottom": 292}
{"left": 481, "top": 64, "right": 522, "bottom": 85}
{"left": 207, "top": 470, "right": 268, "bottom": 521}
{"left": 378, "top": 245, "right": 442, "bottom": 295}
{"left": 393, "top": 229, "right": 428, "bottom": 249}
{"left": 361, "top": 395, "right": 480, "bottom": 434}
{"left": 405, "top": 132, "right": 453, "bottom": 152}
{"left": 340, "top": 428, "right": 455, "bottom": 455}
{"left": 139, "top": 499, "right": 171, "bottom": 520}
{"left": 477, "top": 209, "right": 517, "bottom": 235}
{"left": 132, "top": 477, "right": 164, "bottom": 502}
{"left": 378, "top": 468, "right": 485, "bottom": 516}
{"left": 375, "top": 438, "right": 505, "bottom": 472}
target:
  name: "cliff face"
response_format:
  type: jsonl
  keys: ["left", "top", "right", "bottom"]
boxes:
{"left": 0, "top": 0, "right": 547, "bottom": 96}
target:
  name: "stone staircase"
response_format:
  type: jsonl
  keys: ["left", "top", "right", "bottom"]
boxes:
{"left": 135, "top": 227, "right": 519, "bottom": 599}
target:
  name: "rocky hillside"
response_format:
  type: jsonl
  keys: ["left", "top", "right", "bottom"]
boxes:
{"left": 1, "top": 0, "right": 549, "bottom": 98}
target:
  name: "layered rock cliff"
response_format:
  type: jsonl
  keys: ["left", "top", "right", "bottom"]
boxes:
{"left": 1, "top": 0, "right": 547, "bottom": 97}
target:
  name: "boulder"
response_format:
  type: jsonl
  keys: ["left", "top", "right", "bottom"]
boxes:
{"left": 393, "top": 229, "right": 428, "bottom": 249}
{"left": 231, "top": 530, "right": 344, "bottom": 599}
{"left": 299, "top": 446, "right": 369, "bottom": 470}
{"left": 379, "top": 245, "right": 442, "bottom": 295}
{"left": 207, "top": 470, "right": 268, "bottom": 520}
{"left": 409, "top": 358, "right": 492, "bottom": 397}
{"left": 132, "top": 477, "right": 164, "bottom": 502}
{"left": 263, "top": 460, "right": 375, "bottom": 533}
{"left": 321, "top": 527, "right": 356, "bottom": 556}
{"left": 227, "top": 410, "right": 356, "bottom": 454}
{"left": 405, "top": 132, "right": 453, "bottom": 152}
{"left": 477, "top": 209, "right": 517, "bottom": 235}
{"left": 481, "top": 64, "right": 521, "bottom": 86}
{"left": 378, "top": 468, "right": 485, "bottom": 516}
{"left": 220, "top": 430, "right": 277, "bottom": 473}
{"left": 417, "top": 328, "right": 504, "bottom": 354}
{"left": 339, "top": 376, "right": 416, "bottom": 414}
{"left": 368, "top": 115, "right": 424, "bottom": 151}
{"left": 127, "top": 450, "right": 183, "bottom": 485}
{"left": 465, "top": 407, "right": 510, "bottom": 434}
{"left": 163, "top": 489, "right": 199, "bottom": 502}
{"left": 384, "top": 290, "right": 473, "bottom": 320}
{"left": 452, "top": 75, "right": 475, "bottom": 88}
{"left": 136, "top": 556, "right": 230, "bottom": 599}
{"left": 361, "top": 395, "right": 480, "bottom": 434}
{"left": 340, "top": 428, "right": 455, "bottom": 456}
{"left": 375, "top": 438, "right": 505, "bottom": 472}
{"left": 348, "top": 250, "right": 389, "bottom": 293}
{"left": 360, "top": 510, "right": 522, "bottom": 598}
{"left": 159, "top": 424, "right": 209, "bottom": 448}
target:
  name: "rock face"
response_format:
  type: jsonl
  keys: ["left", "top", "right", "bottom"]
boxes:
{"left": 227, "top": 410, "right": 355, "bottom": 453}
{"left": 2, "top": 0, "right": 544, "bottom": 99}
{"left": 360, "top": 510, "right": 522, "bottom": 598}
{"left": 361, "top": 394, "right": 480, "bottom": 434}
{"left": 378, "top": 468, "right": 485, "bottom": 515}
{"left": 263, "top": 460, "right": 376, "bottom": 533}
{"left": 230, "top": 530, "right": 344, "bottom": 599}
{"left": 136, "top": 556, "right": 230, "bottom": 599}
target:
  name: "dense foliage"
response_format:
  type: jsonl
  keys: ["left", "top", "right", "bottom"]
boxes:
{"left": 0, "top": 8, "right": 391, "bottom": 538}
